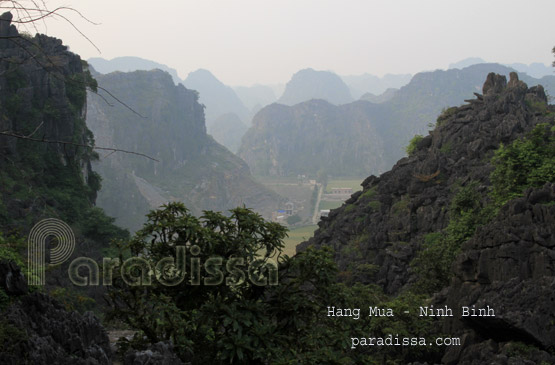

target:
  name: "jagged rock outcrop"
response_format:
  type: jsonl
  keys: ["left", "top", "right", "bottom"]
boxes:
{"left": 299, "top": 72, "right": 555, "bottom": 363}
{"left": 299, "top": 72, "right": 549, "bottom": 292}
{"left": 0, "top": 13, "right": 127, "bottom": 364}
{"left": 0, "top": 260, "right": 27, "bottom": 295}
{"left": 0, "top": 261, "right": 112, "bottom": 364}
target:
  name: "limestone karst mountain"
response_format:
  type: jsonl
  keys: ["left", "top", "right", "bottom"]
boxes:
{"left": 277, "top": 68, "right": 353, "bottom": 106}
{"left": 87, "top": 69, "right": 282, "bottom": 232}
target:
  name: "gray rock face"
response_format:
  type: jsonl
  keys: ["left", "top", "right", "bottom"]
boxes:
{"left": 0, "top": 262, "right": 112, "bottom": 364}
{"left": 4, "top": 292, "right": 112, "bottom": 364}
{"left": 438, "top": 184, "right": 555, "bottom": 362}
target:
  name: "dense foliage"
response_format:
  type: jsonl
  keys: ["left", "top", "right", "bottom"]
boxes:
{"left": 107, "top": 202, "right": 441, "bottom": 364}
{"left": 491, "top": 122, "right": 555, "bottom": 206}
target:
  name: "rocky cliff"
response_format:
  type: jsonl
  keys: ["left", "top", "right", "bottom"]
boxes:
{"left": 87, "top": 69, "right": 283, "bottom": 232}
{"left": 0, "top": 11, "right": 100, "bottom": 230}
{"left": 298, "top": 72, "right": 555, "bottom": 363}
{"left": 0, "top": 12, "right": 118, "bottom": 364}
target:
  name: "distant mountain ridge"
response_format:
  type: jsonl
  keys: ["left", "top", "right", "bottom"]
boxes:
{"left": 88, "top": 56, "right": 182, "bottom": 84}
{"left": 239, "top": 63, "right": 555, "bottom": 178}
{"left": 341, "top": 73, "right": 412, "bottom": 99}
{"left": 449, "top": 57, "right": 553, "bottom": 79}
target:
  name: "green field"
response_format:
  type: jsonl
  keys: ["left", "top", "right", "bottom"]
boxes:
{"left": 318, "top": 200, "right": 342, "bottom": 211}
{"left": 254, "top": 175, "right": 300, "bottom": 184}
{"left": 326, "top": 178, "right": 364, "bottom": 193}
{"left": 282, "top": 225, "right": 318, "bottom": 256}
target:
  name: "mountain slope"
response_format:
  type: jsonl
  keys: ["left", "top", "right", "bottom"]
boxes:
{"left": 87, "top": 69, "right": 282, "bottom": 232}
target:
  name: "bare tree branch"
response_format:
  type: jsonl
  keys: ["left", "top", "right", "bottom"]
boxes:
{"left": 0, "top": 130, "right": 160, "bottom": 162}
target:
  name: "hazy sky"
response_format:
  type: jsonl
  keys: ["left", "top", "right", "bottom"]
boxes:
{"left": 17, "top": 0, "right": 555, "bottom": 86}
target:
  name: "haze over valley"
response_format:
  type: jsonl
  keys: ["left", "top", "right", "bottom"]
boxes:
{"left": 1, "top": 1, "right": 555, "bottom": 363}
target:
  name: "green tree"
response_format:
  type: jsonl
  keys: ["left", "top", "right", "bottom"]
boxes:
{"left": 106, "top": 202, "right": 440, "bottom": 364}
{"left": 106, "top": 202, "right": 288, "bottom": 362}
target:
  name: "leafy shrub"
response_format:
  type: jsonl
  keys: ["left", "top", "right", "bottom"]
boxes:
{"left": 436, "top": 106, "right": 457, "bottom": 126}
{"left": 491, "top": 122, "right": 555, "bottom": 206}
{"left": 49, "top": 287, "right": 96, "bottom": 314}
{"left": 412, "top": 182, "right": 494, "bottom": 294}
{"left": 405, "top": 134, "right": 424, "bottom": 156}
{"left": 286, "top": 214, "right": 301, "bottom": 225}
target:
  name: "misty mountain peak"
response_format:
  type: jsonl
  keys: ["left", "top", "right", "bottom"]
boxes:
{"left": 278, "top": 68, "right": 353, "bottom": 106}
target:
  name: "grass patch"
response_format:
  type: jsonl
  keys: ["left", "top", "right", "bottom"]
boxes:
{"left": 325, "top": 178, "right": 363, "bottom": 193}
{"left": 282, "top": 225, "right": 318, "bottom": 257}
{"left": 318, "top": 200, "right": 342, "bottom": 211}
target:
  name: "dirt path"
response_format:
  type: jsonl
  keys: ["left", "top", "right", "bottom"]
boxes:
{"left": 311, "top": 183, "right": 323, "bottom": 224}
